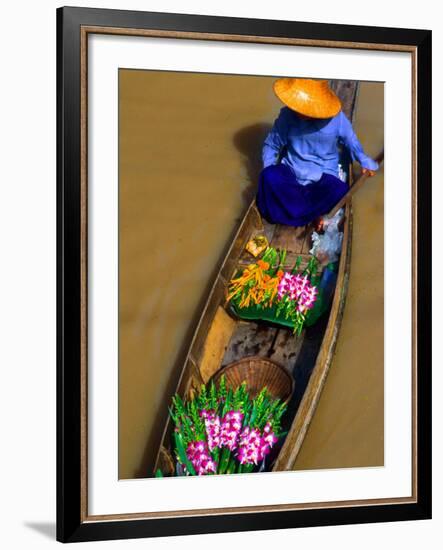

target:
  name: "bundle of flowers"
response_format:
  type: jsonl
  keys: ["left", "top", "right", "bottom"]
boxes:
{"left": 227, "top": 247, "right": 285, "bottom": 309}
{"left": 168, "top": 376, "right": 287, "bottom": 476}
{"left": 227, "top": 247, "right": 319, "bottom": 334}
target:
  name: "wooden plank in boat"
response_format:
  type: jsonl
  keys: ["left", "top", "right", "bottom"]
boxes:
{"left": 270, "top": 224, "right": 307, "bottom": 254}
{"left": 220, "top": 204, "right": 263, "bottom": 282}
{"left": 221, "top": 321, "right": 304, "bottom": 376}
{"left": 235, "top": 216, "right": 315, "bottom": 272}
{"left": 221, "top": 322, "right": 277, "bottom": 367}
{"left": 268, "top": 329, "right": 305, "bottom": 373}
{"left": 199, "top": 306, "right": 237, "bottom": 383}
{"left": 189, "top": 276, "right": 226, "bottom": 365}
{"left": 262, "top": 218, "right": 276, "bottom": 242}
{"left": 235, "top": 220, "right": 319, "bottom": 275}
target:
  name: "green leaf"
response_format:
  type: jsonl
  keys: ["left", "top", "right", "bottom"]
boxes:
{"left": 168, "top": 405, "right": 177, "bottom": 424}
{"left": 210, "top": 380, "right": 217, "bottom": 409}
{"left": 292, "top": 255, "right": 302, "bottom": 273}
{"left": 278, "top": 248, "right": 287, "bottom": 269}
{"left": 218, "top": 447, "right": 231, "bottom": 475}
{"left": 174, "top": 431, "right": 196, "bottom": 476}
{"left": 226, "top": 457, "right": 237, "bottom": 475}
{"left": 155, "top": 468, "right": 164, "bottom": 478}
{"left": 211, "top": 445, "right": 220, "bottom": 465}
{"left": 198, "top": 384, "right": 209, "bottom": 410}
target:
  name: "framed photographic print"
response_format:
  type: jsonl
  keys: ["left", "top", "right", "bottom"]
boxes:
{"left": 57, "top": 6, "right": 432, "bottom": 543}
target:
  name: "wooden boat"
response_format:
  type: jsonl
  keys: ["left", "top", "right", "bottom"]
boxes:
{"left": 154, "top": 81, "right": 358, "bottom": 475}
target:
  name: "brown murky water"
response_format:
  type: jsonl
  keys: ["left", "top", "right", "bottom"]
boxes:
{"left": 118, "top": 70, "right": 384, "bottom": 479}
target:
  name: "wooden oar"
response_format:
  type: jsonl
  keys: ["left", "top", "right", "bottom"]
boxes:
{"left": 327, "top": 149, "right": 384, "bottom": 218}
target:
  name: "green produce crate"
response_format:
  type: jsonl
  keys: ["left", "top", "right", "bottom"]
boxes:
{"left": 230, "top": 289, "right": 326, "bottom": 330}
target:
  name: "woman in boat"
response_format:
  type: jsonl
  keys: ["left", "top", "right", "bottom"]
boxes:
{"left": 256, "top": 78, "right": 379, "bottom": 227}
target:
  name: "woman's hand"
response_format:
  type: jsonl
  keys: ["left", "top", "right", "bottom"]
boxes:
{"left": 362, "top": 167, "right": 376, "bottom": 177}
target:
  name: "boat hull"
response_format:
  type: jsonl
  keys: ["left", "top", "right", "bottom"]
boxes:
{"left": 153, "top": 79, "right": 359, "bottom": 475}
{"left": 153, "top": 197, "right": 353, "bottom": 474}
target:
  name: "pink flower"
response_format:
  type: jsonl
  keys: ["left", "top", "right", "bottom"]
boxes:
{"left": 235, "top": 423, "right": 280, "bottom": 466}
{"left": 225, "top": 411, "right": 244, "bottom": 423}
{"left": 186, "top": 439, "right": 218, "bottom": 475}
{"left": 262, "top": 422, "right": 278, "bottom": 447}
{"left": 297, "top": 284, "right": 318, "bottom": 313}
{"left": 196, "top": 456, "right": 217, "bottom": 475}
{"left": 200, "top": 410, "right": 221, "bottom": 451}
{"left": 263, "top": 431, "right": 278, "bottom": 447}
{"left": 236, "top": 446, "right": 249, "bottom": 465}
{"left": 237, "top": 427, "right": 264, "bottom": 465}
{"left": 277, "top": 272, "right": 318, "bottom": 313}
{"left": 218, "top": 410, "right": 244, "bottom": 451}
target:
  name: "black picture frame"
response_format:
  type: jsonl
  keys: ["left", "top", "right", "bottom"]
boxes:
{"left": 57, "top": 6, "right": 432, "bottom": 543}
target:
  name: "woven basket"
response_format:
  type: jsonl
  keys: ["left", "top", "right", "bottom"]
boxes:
{"left": 210, "top": 356, "right": 294, "bottom": 402}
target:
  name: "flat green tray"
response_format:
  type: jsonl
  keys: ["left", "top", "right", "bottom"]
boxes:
{"left": 230, "top": 302, "right": 296, "bottom": 329}
{"left": 229, "top": 263, "right": 339, "bottom": 331}
{"left": 230, "top": 284, "right": 329, "bottom": 330}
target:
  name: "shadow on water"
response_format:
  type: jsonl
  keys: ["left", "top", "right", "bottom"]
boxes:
{"left": 134, "top": 312, "right": 203, "bottom": 478}
{"left": 233, "top": 123, "right": 271, "bottom": 207}
{"left": 135, "top": 122, "right": 271, "bottom": 478}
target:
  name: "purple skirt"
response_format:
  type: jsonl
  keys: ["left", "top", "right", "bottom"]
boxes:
{"left": 256, "top": 164, "right": 349, "bottom": 227}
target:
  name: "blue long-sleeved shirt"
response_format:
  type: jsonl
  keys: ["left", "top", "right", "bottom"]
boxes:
{"left": 262, "top": 107, "right": 379, "bottom": 185}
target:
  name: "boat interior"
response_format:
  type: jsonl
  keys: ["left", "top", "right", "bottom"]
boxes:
{"left": 155, "top": 164, "right": 352, "bottom": 474}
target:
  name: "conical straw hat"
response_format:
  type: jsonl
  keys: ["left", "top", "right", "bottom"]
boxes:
{"left": 273, "top": 78, "right": 341, "bottom": 119}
